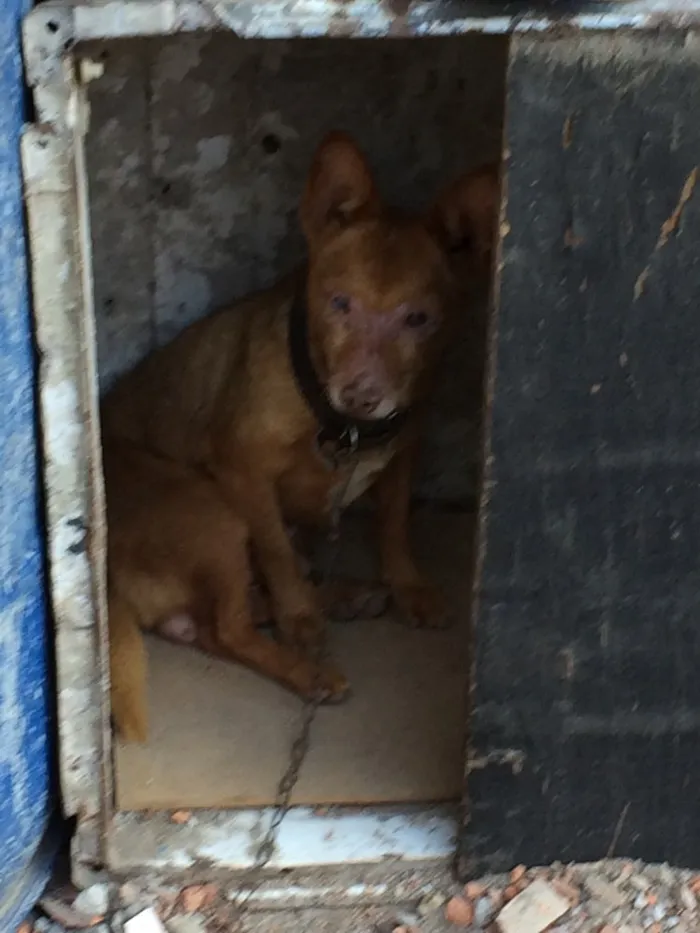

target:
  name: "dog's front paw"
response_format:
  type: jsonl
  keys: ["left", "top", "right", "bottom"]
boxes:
{"left": 321, "top": 580, "right": 391, "bottom": 622}
{"left": 391, "top": 581, "right": 451, "bottom": 630}
{"left": 280, "top": 609, "right": 325, "bottom": 649}
{"left": 275, "top": 579, "right": 327, "bottom": 648}
{"left": 314, "top": 661, "right": 352, "bottom": 704}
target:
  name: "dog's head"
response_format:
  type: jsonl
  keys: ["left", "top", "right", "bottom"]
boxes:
{"left": 300, "top": 132, "right": 499, "bottom": 421}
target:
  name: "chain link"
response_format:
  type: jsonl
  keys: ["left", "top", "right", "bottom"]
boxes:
{"left": 233, "top": 455, "right": 358, "bottom": 914}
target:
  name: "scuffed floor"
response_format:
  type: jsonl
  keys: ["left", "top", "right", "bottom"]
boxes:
{"left": 115, "top": 510, "right": 472, "bottom": 811}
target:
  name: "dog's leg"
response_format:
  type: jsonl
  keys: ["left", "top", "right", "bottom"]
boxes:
{"left": 287, "top": 526, "right": 389, "bottom": 622}
{"left": 109, "top": 590, "right": 150, "bottom": 743}
{"left": 215, "top": 465, "right": 324, "bottom": 648}
{"left": 248, "top": 578, "right": 369, "bottom": 631}
{"left": 198, "top": 538, "right": 349, "bottom": 702}
{"left": 318, "top": 579, "right": 390, "bottom": 621}
{"left": 375, "top": 442, "right": 449, "bottom": 629}
{"left": 205, "top": 622, "right": 350, "bottom": 702}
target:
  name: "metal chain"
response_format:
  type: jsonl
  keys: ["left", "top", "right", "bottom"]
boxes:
{"left": 233, "top": 687, "right": 323, "bottom": 911}
{"left": 233, "top": 455, "right": 358, "bottom": 914}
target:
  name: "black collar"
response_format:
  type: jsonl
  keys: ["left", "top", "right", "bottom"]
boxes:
{"left": 288, "top": 289, "right": 407, "bottom": 462}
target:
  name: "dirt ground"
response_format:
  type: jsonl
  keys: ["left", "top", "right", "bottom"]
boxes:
{"left": 27, "top": 859, "right": 700, "bottom": 933}
{"left": 186, "top": 861, "right": 700, "bottom": 933}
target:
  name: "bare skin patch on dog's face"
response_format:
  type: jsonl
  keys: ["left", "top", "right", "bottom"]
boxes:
{"left": 307, "top": 220, "right": 450, "bottom": 421}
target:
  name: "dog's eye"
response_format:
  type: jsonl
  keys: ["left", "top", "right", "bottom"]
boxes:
{"left": 404, "top": 310, "right": 430, "bottom": 330}
{"left": 330, "top": 294, "right": 351, "bottom": 314}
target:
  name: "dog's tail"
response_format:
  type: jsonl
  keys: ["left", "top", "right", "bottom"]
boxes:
{"left": 109, "top": 589, "right": 149, "bottom": 744}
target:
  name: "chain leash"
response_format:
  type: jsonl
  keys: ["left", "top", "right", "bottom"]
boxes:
{"left": 233, "top": 446, "right": 358, "bottom": 913}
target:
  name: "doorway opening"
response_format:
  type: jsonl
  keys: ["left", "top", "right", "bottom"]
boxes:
{"left": 84, "top": 31, "right": 507, "bottom": 852}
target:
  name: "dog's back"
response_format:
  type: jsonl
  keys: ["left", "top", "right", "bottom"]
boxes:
{"left": 102, "top": 297, "right": 253, "bottom": 464}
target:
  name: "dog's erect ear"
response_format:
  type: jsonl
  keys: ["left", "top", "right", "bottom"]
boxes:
{"left": 301, "top": 133, "right": 380, "bottom": 247}
{"left": 427, "top": 163, "right": 500, "bottom": 262}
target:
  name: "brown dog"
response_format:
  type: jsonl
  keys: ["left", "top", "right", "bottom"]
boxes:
{"left": 102, "top": 133, "right": 498, "bottom": 743}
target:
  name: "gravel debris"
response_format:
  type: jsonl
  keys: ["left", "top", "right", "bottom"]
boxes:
{"left": 165, "top": 917, "right": 208, "bottom": 933}
{"left": 32, "top": 920, "right": 63, "bottom": 933}
{"left": 405, "top": 860, "right": 700, "bottom": 933}
{"left": 37, "top": 895, "right": 100, "bottom": 930}
{"left": 18, "top": 858, "right": 700, "bottom": 933}
{"left": 472, "top": 896, "right": 495, "bottom": 927}
{"left": 583, "top": 876, "right": 628, "bottom": 910}
{"left": 630, "top": 875, "right": 652, "bottom": 893}
{"left": 418, "top": 893, "right": 446, "bottom": 917}
{"left": 679, "top": 886, "right": 696, "bottom": 912}
{"left": 124, "top": 908, "right": 167, "bottom": 933}
{"left": 73, "top": 885, "right": 110, "bottom": 920}
{"left": 393, "top": 909, "right": 422, "bottom": 928}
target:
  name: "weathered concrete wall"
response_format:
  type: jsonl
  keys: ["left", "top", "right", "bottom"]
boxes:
{"left": 85, "top": 35, "right": 507, "bottom": 501}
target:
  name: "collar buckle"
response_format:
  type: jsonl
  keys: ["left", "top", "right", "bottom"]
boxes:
{"left": 337, "top": 424, "right": 359, "bottom": 458}
{"left": 315, "top": 423, "right": 360, "bottom": 469}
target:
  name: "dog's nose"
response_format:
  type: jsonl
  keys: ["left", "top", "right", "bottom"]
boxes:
{"left": 339, "top": 378, "right": 382, "bottom": 416}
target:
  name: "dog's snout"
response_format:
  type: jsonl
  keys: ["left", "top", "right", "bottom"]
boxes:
{"left": 339, "top": 376, "right": 383, "bottom": 416}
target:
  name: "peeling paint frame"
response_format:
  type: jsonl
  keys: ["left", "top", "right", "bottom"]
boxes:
{"left": 21, "top": 0, "right": 700, "bottom": 897}
{"left": 21, "top": 34, "right": 110, "bottom": 886}
{"left": 19, "top": 8, "right": 467, "bottom": 890}
{"left": 21, "top": 0, "right": 700, "bottom": 45}
{"left": 19, "top": 6, "right": 472, "bottom": 890}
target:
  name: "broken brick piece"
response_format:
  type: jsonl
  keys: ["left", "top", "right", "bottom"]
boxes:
{"left": 465, "top": 882, "right": 486, "bottom": 899}
{"left": 550, "top": 878, "right": 580, "bottom": 907}
{"left": 490, "top": 889, "right": 505, "bottom": 910}
{"left": 445, "top": 896, "right": 475, "bottom": 927}
{"left": 179, "top": 884, "right": 218, "bottom": 913}
{"left": 496, "top": 878, "right": 571, "bottom": 933}
{"left": 170, "top": 810, "right": 192, "bottom": 825}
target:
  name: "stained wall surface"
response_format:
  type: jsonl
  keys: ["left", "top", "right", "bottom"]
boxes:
{"left": 86, "top": 35, "right": 507, "bottom": 501}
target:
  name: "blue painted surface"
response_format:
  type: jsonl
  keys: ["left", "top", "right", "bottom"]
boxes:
{"left": 0, "top": 0, "right": 57, "bottom": 925}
